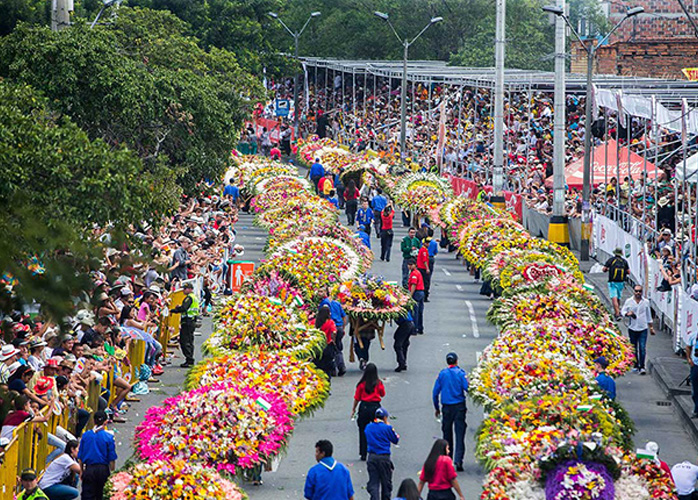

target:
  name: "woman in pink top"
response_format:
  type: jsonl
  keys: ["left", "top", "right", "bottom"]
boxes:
{"left": 417, "top": 439, "right": 465, "bottom": 500}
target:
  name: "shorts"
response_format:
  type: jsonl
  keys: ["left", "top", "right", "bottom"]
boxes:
{"left": 608, "top": 281, "right": 624, "bottom": 300}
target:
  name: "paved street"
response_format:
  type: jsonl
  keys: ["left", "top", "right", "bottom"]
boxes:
{"left": 115, "top": 207, "right": 698, "bottom": 500}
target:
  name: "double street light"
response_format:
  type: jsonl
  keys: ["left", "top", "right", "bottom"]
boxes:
{"left": 268, "top": 11, "right": 321, "bottom": 137}
{"left": 542, "top": 4, "right": 644, "bottom": 260}
{"left": 374, "top": 12, "right": 443, "bottom": 162}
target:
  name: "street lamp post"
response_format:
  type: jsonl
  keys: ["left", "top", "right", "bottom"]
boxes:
{"left": 374, "top": 12, "right": 443, "bottom": 162}
{"left": 268, "top": 11, "right": 321, "bottom": 138}
{"left": 542, "top": 5, "right": 644, "bottom": 260}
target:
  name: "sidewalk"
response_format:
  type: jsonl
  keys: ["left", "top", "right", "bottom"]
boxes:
{"left": 582, "top": 258, "right": 698, "bottom": 460}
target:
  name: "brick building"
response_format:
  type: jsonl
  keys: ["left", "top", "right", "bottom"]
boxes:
{"left": 570, "top": 0, "right": 698, "bottom": 79}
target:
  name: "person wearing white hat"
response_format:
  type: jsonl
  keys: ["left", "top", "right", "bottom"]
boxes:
{"left": 0, "top": 345, "right": 20, "bottom": 385}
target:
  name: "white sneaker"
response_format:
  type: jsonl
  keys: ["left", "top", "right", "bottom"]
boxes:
{"left": 640, "top": 368, "right": 647, "bottom": 375}
{"left": 631, "top": 368, "right": 639, "bottom": 373}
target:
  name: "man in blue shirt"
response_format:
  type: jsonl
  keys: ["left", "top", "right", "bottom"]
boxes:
{"left": 310, "top": 158, "right": 325, "bottom": 193}
{"left": 432, "top": 352, "right": 468, "bottom": 471}
{"left": 356, "top": 228, "right": 371, "bottom": 250}
{"left": 223, "top": 179, "right": 239, "bottom": 203}
{"left": 320, "top": 289, "right": 348, "bottom": 376}
{"left": 364, "top": 408, "right": 399, "bottom": 500}
{"left": 686, "top": 333, "right": 698, "bottom": 418}
{"left": 356, "top": 198, "right": 374, "bottom": 237}
{"left": 370, "top": 189, "right": 388, "bottom": 237}
{"left": 78, "top": 411, "right": 117, "bottom": 500}
{"left": 425, "top": 228, "right": 439, "bottom": 301}
{"left": 594, "top": 356, "right": 616, "bottom": 401}
{"left": 304, "top": 440, "right": 354, "bottom": 500}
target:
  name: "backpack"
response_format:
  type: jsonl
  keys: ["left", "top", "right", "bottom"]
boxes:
{"left": 608, "top": 257, "right": 628, "bottom": 282}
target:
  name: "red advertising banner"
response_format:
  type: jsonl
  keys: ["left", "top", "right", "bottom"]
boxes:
{"left": 248, "top": 118, "right": 295, "bottom": 144}
{"left": 446, "top": 175, "right": 522, "bottom": 220}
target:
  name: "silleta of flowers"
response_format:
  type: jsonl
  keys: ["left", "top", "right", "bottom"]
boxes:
{"left": 391, "top": 172, "right": 454, "bottom": 214}
{"left": 332, "top": 274, "right": 415, "bottom": 322}
{"left": 186, "top": 351, "right": 330, "bottom": 416}
{"left": 203, "top": 292, "right": 326, "bottom": 359}
{"left": 107, "top": 460, "right": 247, "bottom": 500}
{"left": 135, "top": 383, "right": 294, "bottom": 474}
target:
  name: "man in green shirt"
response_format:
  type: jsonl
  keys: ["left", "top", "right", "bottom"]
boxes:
{"left": 18, "top": 468, "right": 49, "bottom": 500}
{"left": 400, "top": 227, "right": 420, "bottom": 287}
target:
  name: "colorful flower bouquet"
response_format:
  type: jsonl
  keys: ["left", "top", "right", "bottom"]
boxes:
{"left": 135, "top": 383, "right": 294, "bottom": 474}
{"left": 545, "top": 461, "right": 615, "bottom": 500}
{"left": 332, "top": 274, "right": 415, "bottom": 321}
{"left": 469, "top": 351, "right": 594, "bottom": 410}
{"left": 203, "top": 293, "right": 326, "bottom": 359}
{"left": 254, "top": 197, "right": 338, "bottom": 229}
{"left": 392, "top": 172, "right": 453, "bottom": 214}
{"left": 252, "top": 175, "right": 311, "bottom": 196}
{"left": 186, "top": 351, "right": 329, "bottom": 416}
{"left": 459, "top": 219, "right": 528, "bottom": 265}
{"left": 107, "top": 460, "right": 247, "bottom": 500}
{"left": 241, "top": 268, "right": 308, "bottom": 312}
{"left": 616, "top": 455, "right": 677, "bottom": 499}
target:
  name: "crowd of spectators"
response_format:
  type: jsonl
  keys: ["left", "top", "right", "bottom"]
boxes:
{"left": 0, "top": 187, "right": 242, "bottom": 498}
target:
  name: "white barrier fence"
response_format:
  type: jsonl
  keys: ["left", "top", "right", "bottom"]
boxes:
{"left": 593, "top": 213, "right": 698, "bottom": 351}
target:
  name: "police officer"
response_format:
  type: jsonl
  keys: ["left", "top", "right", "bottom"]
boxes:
{"left": 170, "top": 282, "right": 199, "bottom": 368}
{"left": 432, "top": 352, "right": 468, "bottom": 471}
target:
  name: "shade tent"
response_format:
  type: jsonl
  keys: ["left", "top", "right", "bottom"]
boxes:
{"left": 675, "top": 151, "right": 698, "bottom": 184}
{"left": 545, "top": 140, "right": 658, "bottom": 189}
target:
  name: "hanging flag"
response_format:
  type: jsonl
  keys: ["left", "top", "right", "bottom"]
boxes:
{"left": 303, "top": 62, "right": 310, "bottom": 111}
{"left": 615, "top": 90, "right": 625, "bottom": 126}
{"left": 436, "top": 100, "right": 447, "bottom": 173}
{"left": 262, "top": 66, "right": 268, "bottom": 90}
{"left": 682, "top": 98, "right": 689, "bottom": 146}
{"left": 591, "top": 84, "right": 599, "bottom": 120}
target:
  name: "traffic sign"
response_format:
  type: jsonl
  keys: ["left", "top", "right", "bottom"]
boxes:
{"left": 228, "top": 261, "right": 255, "bottom": 292}
{"left": 275, "top": 99, "right": 290, "bottom": 117}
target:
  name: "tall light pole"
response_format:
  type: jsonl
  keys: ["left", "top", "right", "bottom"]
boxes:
{"left": 491, "top": 0, "right": 506, "bottom": 210}
{"left": 544, "top": 0, "right": 570, "bottom": 247}
{"left": 544, "top": 5, "right": 644, "bottom": 260}
{"left": 374, "top": 12, "right": 443, "bottom": 162}
{"left": 269, "top": 11, "right": 321, "bottom": 138}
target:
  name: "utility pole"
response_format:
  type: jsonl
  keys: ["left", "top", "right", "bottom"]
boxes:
{"left": 52, "top": 0, "right": 72, "bottom": 31}
{"left": 548, "top": 0, "right": 570, "bottom": 246}
{"left": 491, "top": 0, "right": 506, "bottom": 210}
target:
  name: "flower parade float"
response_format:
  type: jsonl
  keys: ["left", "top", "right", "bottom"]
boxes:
{"left": 332, "top": 274, "right": 414, "bottom": 354}
{"left": 391, "top": 172, "right": 454, "bottom": 216}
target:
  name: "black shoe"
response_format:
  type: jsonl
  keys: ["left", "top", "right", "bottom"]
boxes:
{"left": 394, "top": 366, "right": 404, "bottom": 372}
{"left": 337, "top": 369, "right": 346, "bottom": 377}
{"left": 360, "top": 455, "right": 366, "bottom": 461}
{"left": 386, "top": 259, "right": 390, "bottom": 262}
{"left": 417, "top": 331, "right": 424, "bottom": 335}
{"left": 692, "top": 412, "right": 698, "bottom": 419}
{"left": 180, "top": 361, "right": 194, "bottom": 368}
{"left": 425, "top": 298, "right": 430, "bottom": 302}
{"left": 359, "top": 359, "right": 367, "bottom": 371}
{"left": 456, "top": 463, "right": 464, "bottom": 472}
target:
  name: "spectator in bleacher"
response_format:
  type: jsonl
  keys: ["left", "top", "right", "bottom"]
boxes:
{"left": 78, "top": 410, "right": 116, "bottom": 500}
{"left": 12, "top": 338, "right": 30, "bottom": 366}
{"left": 52, "top": 335, "right": 75, "bottom": 358}
{"left": 79, "top": 318, "right": 111, "bottom": 348}
{"left": 17, "top": 468, "right": 49, "bottom": 500}
{"left": 39, "top": 439, "right": 80, "bottom": 500}
{"left": 1, "top": 395, "right": 49, "bottom": 441}
{"left": 8, "top": 366, "right": 45, "bottom": 407}
{"left": 27, "top": 339, "right": 47, "bottom": 372}
{"left": 654, "top": 228, "right": 676, "bottom": 258}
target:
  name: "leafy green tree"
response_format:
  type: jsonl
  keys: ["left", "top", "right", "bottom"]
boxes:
{"left": 0, "top": 79, "right": 171, "bottom": 319}
{"left": 0, "top": 8, "right": 263, "bottom": 193}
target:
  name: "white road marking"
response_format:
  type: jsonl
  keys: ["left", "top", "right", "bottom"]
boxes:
{"left": 455, "top": 284, "right": 463, "bottom": 291}
{"left": 465, "top": 300, "right": 480, "bottom": 338}
{"left": 442, "top": 268, "right": 452, "bottom": 276}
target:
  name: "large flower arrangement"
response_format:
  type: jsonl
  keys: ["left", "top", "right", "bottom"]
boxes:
{"left": 469, "top": 352, "right": 595, "bottom": 409}
{"left": 332, "top": 275, "right": 415, "bottom": 321}
{"left": 615, "top": 456, "right": 677, "bottom": 499}
{"left": 459, "top": 219, "right": 528, "bottom": 265}
{"left": 392, "top": 173, "right": 453, "bottom": 214}
{"left": 253, "top": 175, "right": 310, "bottom": 196}
{"left": 490, "top": 235, "right": 579, "bottom": 274}
{"left": 107, "top": 460, "right": 247, "bottom": 500}
{"left": 255, "top": 197, "right": 337, "bottom": 229}
{"left": 545, "top": 461, "right": 615, "bottom": 500}
{"left": 203, "top": 293, "right": 326, "bottom": 358}
{"left": 241, "top": 269, "right": 308, "bottom": 311}
{"left": 186, "top": 351, "right": 329, "bottom": 416}
{"left": 135, "top": 383, "right": 294, "bottom": 474}
{"left": 475, "top": 394, "right": 630, "bottom": 471}
{"left": 296, "top": 136, "right": 354, "bottom": 173}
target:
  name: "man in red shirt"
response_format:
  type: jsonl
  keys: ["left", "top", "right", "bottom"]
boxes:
{"left": 407, "top": 259, "right": 425, "bottom": 335}
{"left": 416, "top": 239, "right": 430, "bottom": 302}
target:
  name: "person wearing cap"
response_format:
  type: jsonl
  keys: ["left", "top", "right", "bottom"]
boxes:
{"left": 671, "top": 459, "right": 698, "bottom": 500}
{"left": 170, "top": 282, "right": 199, "bottom": 367}
{"left": 407, "top": 259, "right": 425, "bottom": 335}
{"left": 168, "top": 238, "right": 191, "bottom": 283}
{"left": 593, "top": 356, "right": 616, "bottom": 400}
{"left": 621, "top": 284, "right": 654, "bottom": 375}
{"left": 304, "top": 439, "right": 354, "bottom": 500}
{"left": 0, "top": 344, "right": 20, "bottom": 386}
{"left": 603, "top": 248, "right": 629, "bottom": 321}
{"left": 78, "top": 410, "right": 117, "bottom": 500}
{"left": 645, "top": 441, "right": 671, "bottom": 476}
{"left": 364, "top": 407, "right": 399, "bottom": 500}
{"left": 432, "top": 352, "right": 469, "bottom": 471}
{"left": 17, "top": 468, "right": 49, "bottom": 500}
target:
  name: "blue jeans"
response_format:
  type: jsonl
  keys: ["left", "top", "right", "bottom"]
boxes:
{"left": 43, "top": 484, "right": 79, "bottom": 500}
{"left": 628, "top": 328, "right": 648, "bottom": 369}
{"left": 46, "top": 433, "right": 66, "bottom": 464}
{"left": 401, "top": 260, "right": 410, "bottom": 288}
{"left": 412, "top": 291, "right": 425, "bottom": 333}
{"left": 441, "top": 402, "right": 467, "bottom": 465}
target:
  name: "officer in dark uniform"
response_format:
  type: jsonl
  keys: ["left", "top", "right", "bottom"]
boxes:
{"left": 170, "top": 282, "right": 199, "bottom": 368}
